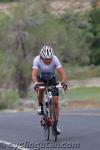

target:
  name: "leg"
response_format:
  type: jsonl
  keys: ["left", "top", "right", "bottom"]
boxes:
{"left": 53, "top": 95, "right": 61, "bottom": 135}
{"left": 37, "top": 88, "right": 44, "bottom": 106}
{"left": 53, "top": 96, "right": 59, "bottom": 121}
{"left": 36, "top": 88, "right": 45, "bottom": 115}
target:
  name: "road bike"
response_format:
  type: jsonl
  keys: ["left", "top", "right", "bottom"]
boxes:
{"left": 38, "top": 83, "right": 63, "bottom": 142}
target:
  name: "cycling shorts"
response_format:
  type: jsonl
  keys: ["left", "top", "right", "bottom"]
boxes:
{"left": 37, "top": 76, "right": 59, "bottom": 96}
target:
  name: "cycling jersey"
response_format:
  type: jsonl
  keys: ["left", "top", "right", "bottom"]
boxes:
{"left": 32, "top": 55, "right": 62, "bottom": 80}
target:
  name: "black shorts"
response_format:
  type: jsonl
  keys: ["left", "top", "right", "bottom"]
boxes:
{"left": 37, "top": 76, "right": 59, "bottom": 96}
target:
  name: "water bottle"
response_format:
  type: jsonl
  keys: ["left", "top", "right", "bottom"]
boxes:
{"left": 48, "top": 91, "right": 52, "bottom": 100}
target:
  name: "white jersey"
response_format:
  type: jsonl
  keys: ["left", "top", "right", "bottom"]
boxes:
{"left": 32, "top": 55, "right": 62, "bottom": 79}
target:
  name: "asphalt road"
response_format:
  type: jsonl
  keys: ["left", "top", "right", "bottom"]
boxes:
{"left": 0, "top": 109, "right": 100, "bottom": 150}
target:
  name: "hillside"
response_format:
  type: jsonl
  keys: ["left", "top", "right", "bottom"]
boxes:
{"left": 0, "top": 0, "right": 93, "bottom": 16}
{"left": 1, "top": 0, "right": 100, "bottom": 17}
{"left": 1, "top": 0, "right": 100, "bottom": 18}
{"left": 49, "top": 0, "right": 92, "bottom": 16}
{"left": 0, "top": 0, "right": 100, "bottom": 109}
{"left": 0, "top": 2, "right": 14, "bottom": 16}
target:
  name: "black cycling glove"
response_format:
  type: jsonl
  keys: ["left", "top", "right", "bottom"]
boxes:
{"left": 33, "top": 82, "right": 40, "bottom": 91}
{"left": 61, "top": 81, "right": 68, "bottom": 90}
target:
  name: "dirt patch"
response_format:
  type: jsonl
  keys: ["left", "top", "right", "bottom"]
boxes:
{"left": 0, "top": 2, "right": 15, "bottom": 17}
{"left": 69, "top": 77, "right": 100, "bottom": 88}
{"left": 0, "top": 3, "right": 14, "bottom": 10}
{"left": 95, "top": 0, "right": 100, "bottom": 8}
{"left": 63, "top": 100, "right": 100, "bottom": 109}
{"left": 49, "top": 0, "right": 92, "bottom": 16}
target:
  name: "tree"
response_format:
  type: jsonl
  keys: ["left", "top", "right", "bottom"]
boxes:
{"left": 2, "top": 0, "right": 46, "bottom": 98}
{"left": 89, "top": 8, "right": 100, "bottom": 65}
{"left": 58, "top": 13, "right": 90, "bottom": 65}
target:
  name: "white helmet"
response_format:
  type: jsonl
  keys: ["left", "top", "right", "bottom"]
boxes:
{"left": 40, "top": 45, "right": 53, "bottom": 59}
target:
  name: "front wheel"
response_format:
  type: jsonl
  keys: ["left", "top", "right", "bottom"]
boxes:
{"left": 44, "top": 123, "right": 50, "bottom": 141}
{"left": 50, "top": 100, "right": 58, "bottom": 142}
{"left": 52, "top": 121, "right": 57, "bottom": 142}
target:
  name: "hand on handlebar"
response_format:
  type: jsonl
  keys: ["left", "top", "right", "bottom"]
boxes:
{"left": 61, "top": 81, "right": 68, "bottom": 91}
{"left": 33, "top": 82, "right": 44, "bottom": 91}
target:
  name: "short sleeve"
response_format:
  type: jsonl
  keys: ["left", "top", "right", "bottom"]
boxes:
{"left": 32, "top": 56, "right": 39, "bottom": 69}
{"left": 54, "top": 55, "right": 62, "bottom": 69}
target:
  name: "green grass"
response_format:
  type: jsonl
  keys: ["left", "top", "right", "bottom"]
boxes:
{"left": 0, "top": 90, "right": 19, "bottom": 110}
{"left": 0, "top": 0, "right": 16, "bottom": 2}
{"left": 0, "top": 87, "right": 100, "bottom": 110}
{"left": 28, "top": 87, "right": 100, "bottom": 102}
{"left": 66, "top": 87, "right": 100, "bottom": 101}
{"left": 27, "top": 90, "right": 37, "bottom": 101}
{"left": 0, "top": 13, "right": 10, "bottom": 28}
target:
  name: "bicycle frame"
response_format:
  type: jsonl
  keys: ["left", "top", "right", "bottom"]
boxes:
{"left": 39, "top": 84, "right": 63, "bottom": 141}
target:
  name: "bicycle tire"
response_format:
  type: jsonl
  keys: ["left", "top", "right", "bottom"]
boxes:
{"left": 44, "top": 123, "right": 50, "bottom": 141}
{"left": 43, "top": 105, "right": 50, "bottom": 141}
{"left": 50, "top": 99, "right": 58, "bottom": 142}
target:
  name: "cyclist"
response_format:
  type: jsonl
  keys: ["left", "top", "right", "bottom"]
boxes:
{"left": 32, "top": 45, "right": 67, "bottom": 134}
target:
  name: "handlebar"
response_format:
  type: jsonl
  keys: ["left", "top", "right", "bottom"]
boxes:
{"left": 32, "top": 82, "right": 68, "bottom": 93}
{"left": 38, "top": 83, "right": 63, "bottom": 89}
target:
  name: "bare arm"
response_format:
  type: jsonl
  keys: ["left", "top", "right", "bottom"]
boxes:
{"left": 32, "top": 68, "right": 38, "bottom": 83}
{"left": 57, "top": 67, "right": 67, "bottom": 82}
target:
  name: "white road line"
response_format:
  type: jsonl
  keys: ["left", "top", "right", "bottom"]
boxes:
{"left": 0, "top": 140, "right": 30, "bottom": 150}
